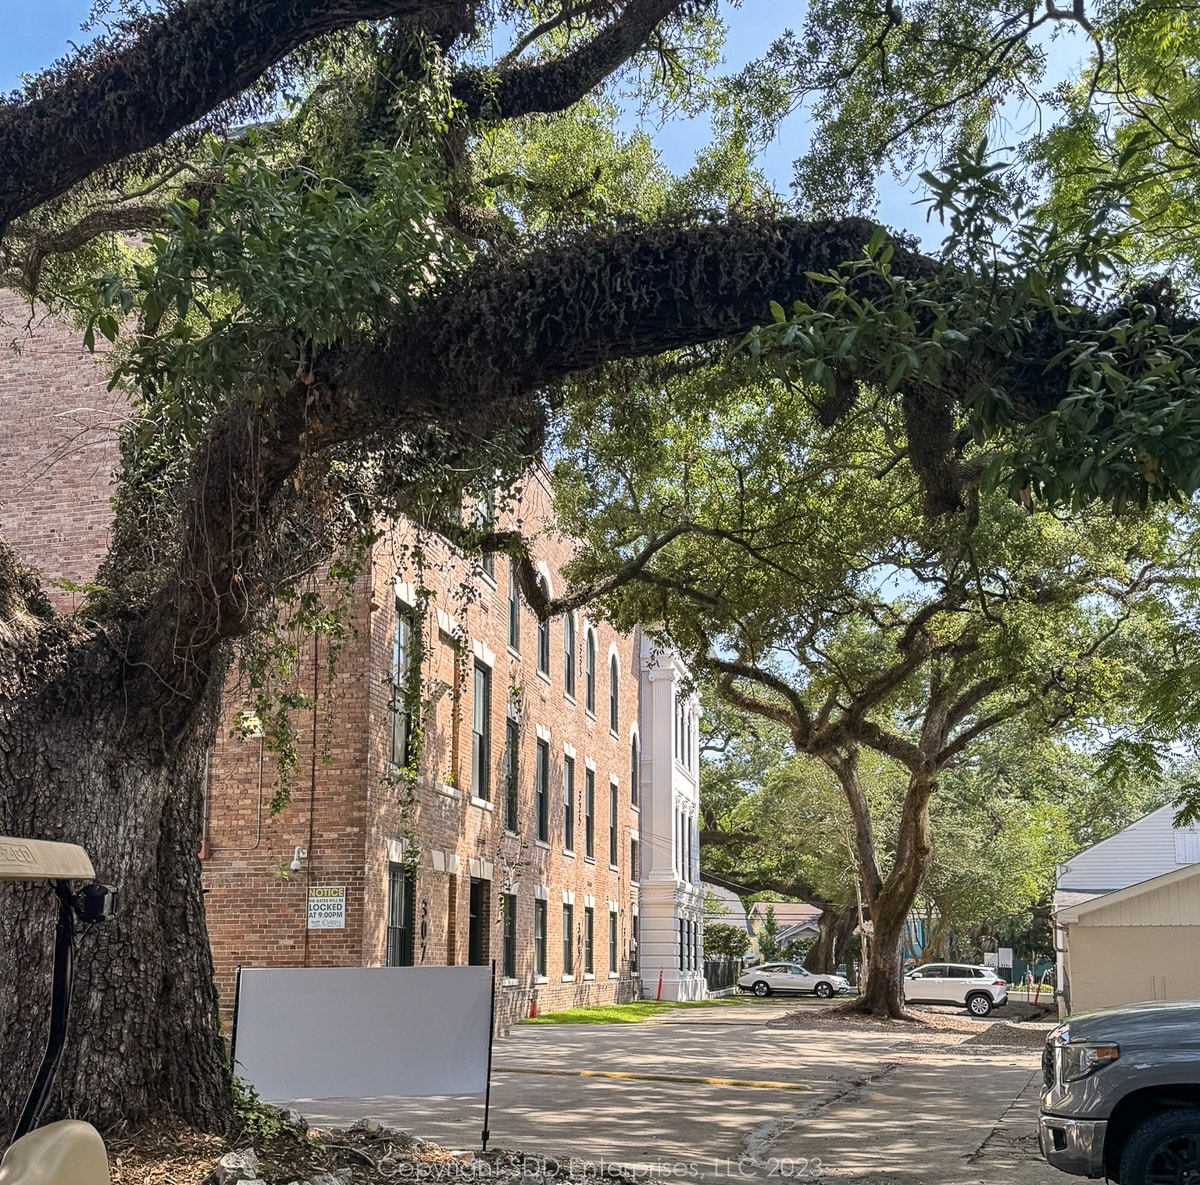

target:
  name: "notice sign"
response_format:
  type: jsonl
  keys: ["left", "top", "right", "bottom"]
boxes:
{"left": 233, "top": 966, "right": 492, "bottom": 1101}
{"left": 307, "top": 885, "right": 346, "bottom": 930}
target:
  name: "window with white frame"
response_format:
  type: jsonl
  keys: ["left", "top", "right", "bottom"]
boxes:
{"left": 562, "top": 903, "right": 575, "bottom": 976}
{"left": 585, "top": 630, "right": 596, "bottom": 713}
{"left": 563, "top": 754, "right": 575, "bottom": 852}
{"left": 584, "top": 906, "right": 594, "bottom": 975}
{"left": 536, "top": 738, "right": 549, "bottom": 842}
{"left": 502, "top": 893, "right": 517, "bottom": 979}
{"left": 471, "top": 661, "right": 491, "bottom": 800}
{"left": 537, "top": 575, "right": 551, "bottom": 675}
{"left": 609, "top": 781, "right": 618, "bottom": 867}
{"left": 534, "top": 899, "right": 547, "bottom": 977}
{"left": 563, "top": 613, "right": 576, "bottom": 698}
{"left": 391, "top": 600, "right": 419, "bottom": 767}
{"left": 585, "top": 767, "right": 595, "bottom": 859}
{"left": 507, "top": 561, "right": 520, "bottom": 651}
{"left": 630, "top": 734, "right": 639, "bottom": 807}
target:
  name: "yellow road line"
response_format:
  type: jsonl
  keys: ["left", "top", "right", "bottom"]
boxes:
{"left": 493, "top": 1066, "right": 810, "bottom": 1091}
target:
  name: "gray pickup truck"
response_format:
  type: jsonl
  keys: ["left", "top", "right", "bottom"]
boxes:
{"left": 1040, "top": 1000, "right": 1200, "bottom": 1184}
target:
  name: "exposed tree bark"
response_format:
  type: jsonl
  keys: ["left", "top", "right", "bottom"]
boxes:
{"left": 0, "top": 0, "right": 472, "bottom": 235}
{"left": 451, "top": 0, "right": 690, "bottom": 120}
{"left": 828, "top": 745, "right": 938, "bottom": 1017}
{"left": 803, "top": 904, "right": 857, "bottom": 974}
{"left": 0, "top": 622, "right": 231, "bottom": 1137}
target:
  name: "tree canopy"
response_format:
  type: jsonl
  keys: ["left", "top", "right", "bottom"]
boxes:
{"left": 6, "top": 0, "right": 1200, "bottom": 1128}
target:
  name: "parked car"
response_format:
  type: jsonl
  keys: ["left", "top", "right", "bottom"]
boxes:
{"left": 1039, "top": 1000, "right": 1200, "bottom": 1182}
{"left": 903, "top": 963, "right": 1008, "bottom": 1017}
{"left": 737, "top": 962, "right": 853, "bottom": 998}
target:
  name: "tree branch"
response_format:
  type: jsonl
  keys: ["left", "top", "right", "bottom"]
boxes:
{"left": 0, "top": 0, "right": 472, "bottom": 234}
{"left": 451, "top": 0, "right": 689, "bottom": 119}
{"left": 699, "top": 867, "right": 834, "bottom": 912}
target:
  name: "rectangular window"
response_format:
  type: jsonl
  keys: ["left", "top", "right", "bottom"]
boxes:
{"left": 385, "top": 863, "right": 415, "bottom": 967}
{"left": 502, "top": 893, "right": 517, "bottom": 980}
{"left": 477, "top": 492, "right": 495, "bottom": 578}
{"left": 504, "top": 719, "right": 519, "bottom": 832}
{"left": 631, "top": 913, "right": 639, "bottom": 973}
{"left": 536, "top": 739, "right": 549, "bottom": 842}
{"left": 563, "top": 754, "right": 575, "bottom": 851}
{"left": 584, "top": 906, "right": 594, "bottom": 975}
{"left": 507, "top": 562, "right": 520, "bottom": 651}
{"left": 537, "top": 617, "right": 550, "bottom": 676}
{"left": 609, "top": 910, "right": 618, "bottom": 972}
{"left": 679, "top": 919, "right": 685, "bottom": 971}
{"left": 562, "top": 904, "right": 574, "bottom": 976}
{"left": 468, "top": 877, "right": 489, "bottom": 966}
{"left": 631, "top": 837, "right": 640, "bottom": 883}
{"left": 609, "top": 782, "right": 618, "bottom": 867}
{"left": 584, "top": 768, "right": 595, "bottom": 859}
{"left": 630, "top": 736, "right": 639, "bottom": 807}
{"left": 391, "top": 604, "right": 417, "bottom": 767}
{"left": 585, "top": 632, "right": 596, "bottom": 713}
{"left": 471, "top": 661, "right": 491, "bottom": 800}
{"left": 563, "top": 614, "right": 576, "bottom": 697}
{"left": 534, "top": 899, "right": 547, "bottom": 978}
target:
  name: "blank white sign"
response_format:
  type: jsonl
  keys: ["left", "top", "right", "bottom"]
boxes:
{"left": 233, "top": 966, "right": 493, "bottom": 1101}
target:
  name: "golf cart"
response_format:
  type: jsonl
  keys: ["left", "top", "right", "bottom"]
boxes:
{"left": 0, "top": 837, "right": 116, "bottom": 1185}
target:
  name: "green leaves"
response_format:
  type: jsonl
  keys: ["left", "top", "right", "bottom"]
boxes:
{"left": 79, "top": 136, "right": 456, "bottom": 475}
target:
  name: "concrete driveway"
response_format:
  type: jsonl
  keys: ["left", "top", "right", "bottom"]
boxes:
{"left": 289, "top": 1000, "right": 1062, "bottom": 1184}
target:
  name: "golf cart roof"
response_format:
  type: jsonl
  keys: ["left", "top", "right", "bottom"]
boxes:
{"left": 0, "top": 838, "right": 94, "bottom": 881}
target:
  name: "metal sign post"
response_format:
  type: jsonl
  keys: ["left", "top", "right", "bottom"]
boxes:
{"left": 481, "top": 959, "right": 497, "bottom": 1152}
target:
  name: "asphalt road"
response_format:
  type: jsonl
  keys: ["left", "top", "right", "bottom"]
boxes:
{"left": 283, "top": 1000, "right": 1062, "bottom": 1184}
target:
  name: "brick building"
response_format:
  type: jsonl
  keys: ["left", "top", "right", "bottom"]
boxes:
{"left": 0, "top": 293, "right": 707, "bottom": 1021}
{"left": 0, "top": 289, "right": 125, "bottom": 611}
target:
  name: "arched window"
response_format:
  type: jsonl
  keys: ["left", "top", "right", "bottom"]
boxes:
{"left": 585, "top": 630, "right": 596, "bottom": 713}
{"left": 630, "top": 733, "right": 639, "bottom": 807}
{"left": 609, "top": 654, "right": 619, "bottom": 733}
{"left": 563, "top": 613, "right": 576, "bottom": 697}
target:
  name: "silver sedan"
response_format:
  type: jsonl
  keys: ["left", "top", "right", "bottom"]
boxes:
{"left": 737, "top": 962, "right": 854, "bottom": 999}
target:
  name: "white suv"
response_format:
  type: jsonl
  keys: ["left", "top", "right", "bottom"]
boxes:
{"left": 903, "top": 963, "right": 1008, "bottom": 1017}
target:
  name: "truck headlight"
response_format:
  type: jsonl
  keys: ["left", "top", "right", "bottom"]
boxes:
{"left": 1061, "top": 1043, "right": 1120, "bottom": 1082}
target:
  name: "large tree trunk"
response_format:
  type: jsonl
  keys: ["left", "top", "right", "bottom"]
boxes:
{"left": 804, "top": 905, "right": 856, "bottom": 974}
{"left": 0, "top": 628, "right": 233, "bottom": 1138}
{"left": 831, "top": 747, "right": 937, "bottom": 1018}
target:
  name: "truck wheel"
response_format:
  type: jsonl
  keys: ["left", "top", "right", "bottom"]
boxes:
{"left": 752, "top": 981, "right": 772, "bottom": 997}
{"left": 1119, "top": 1108, "right": 1200, "bottom": 1185}
{"left": 965, "top": 993, "right": 993, "bottom": 1017}
{"left": 815, "top": 982, "right": 834, "bottom": 999}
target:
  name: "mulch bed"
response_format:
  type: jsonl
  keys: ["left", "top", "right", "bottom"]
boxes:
{"left": 101, "top": 1119, "right": 635, "bottom": 1185}
{"left": 766, "top": 1002, "right": 1055, "bottom": 1048}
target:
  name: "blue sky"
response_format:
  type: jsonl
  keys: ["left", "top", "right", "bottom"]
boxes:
{"left": 1, "top": 0, "right": 1090, "bottom": 242}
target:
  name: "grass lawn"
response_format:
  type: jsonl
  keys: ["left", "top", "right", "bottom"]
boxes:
{"left": 519, "top": 995, "right": 753, "bottom": 1024}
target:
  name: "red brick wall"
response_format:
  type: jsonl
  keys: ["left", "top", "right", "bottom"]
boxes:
{"left": 361, "top": 475, "right": 643, "bottom": 1023}
{"left": 202, "top": 474, "right": 644, "bottom": 1023}
{"left": 0, "top": 289, "right": 122, "bottom": 608}
{"left": 201, "top": 575, "right": 374, "bottom": 1015}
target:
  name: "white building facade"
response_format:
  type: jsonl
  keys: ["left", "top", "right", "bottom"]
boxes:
{"left": 635, "top": 636, "right": 706, "bottom": 1001}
